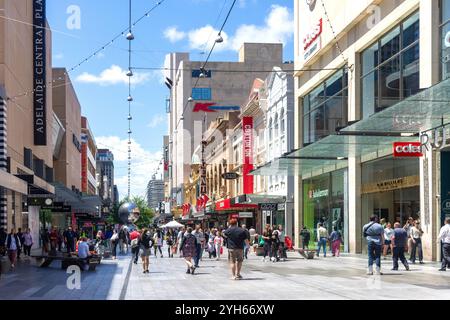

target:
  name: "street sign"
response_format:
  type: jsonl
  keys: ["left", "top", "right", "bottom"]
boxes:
{"left": 222, "top": 172, "right": 240, "bottom": 180}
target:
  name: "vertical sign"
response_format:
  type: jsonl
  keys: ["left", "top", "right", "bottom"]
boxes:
{"left": 33, "top": 0, "right": 47, "bottom": 145}
{"left": 200, "top": 141, "right": 207, "bottom": 195}
{"left": 242, "top": 117, "right": 254, "bottom": 194}
{"left": 81, "top": 144, "right": 88, "bottom": 193}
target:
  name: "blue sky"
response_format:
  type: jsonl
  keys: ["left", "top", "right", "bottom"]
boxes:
{"left": 47, "top": 0, "right": 295, "bottom": 200}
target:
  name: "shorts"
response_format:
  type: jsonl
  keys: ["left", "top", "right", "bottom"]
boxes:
{"left": 228, "top": 249, "right": 244, "bottom": 263}
{"left": 140, "top": 248, "right": 151, "bottom": 257}
{"left": 384, "top": 240, "right": 391, "bottom": 245}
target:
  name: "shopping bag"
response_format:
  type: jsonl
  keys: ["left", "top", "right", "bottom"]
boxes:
{"left": 220, "top": 247, "right": 223, "bottom": 255}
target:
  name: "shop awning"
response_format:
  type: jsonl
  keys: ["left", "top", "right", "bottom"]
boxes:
{"left": 232, "top": 194, "right": 286, "bottom": 204}
{"left": 215, "top": 198, "right": 258, "bottom": 211}
{"left": 252, "top": 78, "right": 450, "bottom": 177}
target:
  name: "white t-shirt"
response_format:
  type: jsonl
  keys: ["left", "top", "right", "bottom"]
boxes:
{"left": 384, "top": 228, "right": 394, "bottom": 241}
{"left": 411, "top": 226, "right": 422, "bottom": 239}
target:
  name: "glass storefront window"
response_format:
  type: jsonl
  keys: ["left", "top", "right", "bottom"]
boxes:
{"left": 361, "top": 11, "right": 419, "bottom": 118}
{"left": 361, "top": 157, "right": 420, "bottom": 253}
{"left": 303, "top": 169, "right": 347, "bottom": 251}
{"left": 303, "top": 68, "right": 348, "bottom": 145}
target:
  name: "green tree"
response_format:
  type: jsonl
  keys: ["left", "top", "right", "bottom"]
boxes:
{"left": 131, "top": 196, "right": 155, "bottom": 229}
{"left": 105, "top": 200, "right": 126, "bottom": 226}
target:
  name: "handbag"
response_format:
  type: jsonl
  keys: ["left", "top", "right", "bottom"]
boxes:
{"left": 259, "top": 236, "right": 265, "bottom": 246}
{"left": 220, "top": 247, "right": 223, "bottom": 255}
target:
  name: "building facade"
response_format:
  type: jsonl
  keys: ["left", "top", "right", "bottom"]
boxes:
{"left": 96, "top": 149, "right": 115, "bottom": 211}
{"left": 165, "top": 43, "right": 284, "bottom": 212}
{"left": 0, "top": 0, "right": 55, "bottom": 246}
{"left": 283, "top": 0, "right": 450, "bottom": 260}
{"left": 147, "top": 176, "right": 165, "bottom": 211}
{"left": 81, "top": 116, "right": 97, "bottom": 196}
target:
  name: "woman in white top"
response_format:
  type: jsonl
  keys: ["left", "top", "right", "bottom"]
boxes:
{"left": 214, "top": 231, "right": 224, "bottom": 261}
{"left": 410, "top": 220, "right": 424, "bottom": 264}
{"left": 383, "top": 222, "right": 394, "bottom": 259}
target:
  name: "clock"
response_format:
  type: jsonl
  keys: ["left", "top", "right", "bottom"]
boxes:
{"left": 45, "top": 198, "right": 53, "bottom": 206}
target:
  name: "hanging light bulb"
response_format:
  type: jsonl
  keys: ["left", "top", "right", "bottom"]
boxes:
{"left": 128, "top": 129, "right": 132, "bottom": 134}
{"left": 188, "top": 97, "right": 193, "bottom": 102}
{"left": 215, "top": 33, "right": 224, "bottom": 43}
{"left": 126, "top": 32, "right": 135, "bottom": 40}
{"left": 127, "top": 115, "right": 133, "bottom": 120}
{"left": 180, "top": 115, "right": 185, "bottom": 121}
{"left": 126, "top": 69, "right": 133, "bottom": 77}
{"left": 127, "top": 95, "right": 133, "bottom": 102}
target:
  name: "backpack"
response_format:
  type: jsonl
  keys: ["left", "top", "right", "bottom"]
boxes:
{"left": 363, "top": 222, "right": 376, "bottom": 238}
{"left": 131, "top": 238, "right": 139, "bottom": 248}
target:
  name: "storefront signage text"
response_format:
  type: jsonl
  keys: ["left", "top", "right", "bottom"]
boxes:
{"left": 193, "top": 103, "right": 240, "bottom": 113}
{"left": 362, "top": 175, "right": 420, "bottom": 194}
{"left": 420, "top": 123, "right": 450, "bottom": 152}
{"left": 393, "top": 142, "right": 423, "bottom": 157}
{"left": 73, "top": 134, "right": 82, "bottom": 152}
{"left": 259, "top": 203, "right": 278, "bottom": 211}
{"left": 239, "top": 212, "right": 253, "bottom": 218}
{"left": 222, "top": 172, "right": 240, "bottom": 180}
{"left": 242, "top": 117, "right": 254, "bottom": 194}
{"left": 308, "top": 189, "right": 329, "bottom": 199}
{"left": 303, "top": 18, "right": 322, "bottom": 61}
{"left": 33, "top": 0, "right": 47, "bottom": 146}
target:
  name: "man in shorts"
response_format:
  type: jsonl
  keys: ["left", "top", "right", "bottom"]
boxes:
{"left": 223, "top": 219, "right": 250, "bottom": 280}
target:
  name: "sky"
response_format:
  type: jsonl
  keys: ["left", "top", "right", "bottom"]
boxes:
{"left": 46, "top": 0, "right": 295, "bottom": 200}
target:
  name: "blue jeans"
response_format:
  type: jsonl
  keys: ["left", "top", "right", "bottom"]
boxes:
{"left": 194, "top": 243, "right": 202, "bottom": 267}
{"left": 317, "top": 237, "right": 327, "bottom": 256}
{"left": 368, "top": 241, "right": 382, "bottom": 268}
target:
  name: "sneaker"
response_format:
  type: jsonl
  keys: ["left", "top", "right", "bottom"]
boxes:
{"left": 366, "top": 272, "right": 373, "bottom": 275}
{"left": 161, "top": 255, "right": 163, "bottom": 258}
{"left": 186, "top": 269, "right": 191, "bottom": 274}
{"left": 235, "top": 275, "right": 243, "bottom": 280}
{"left": 438, "top": 268, "right": 446, "bottom": 271}
{"left": 405, "top": 266, "right": 410, "bottom": 271}
{"left": 191, "top": 266, "right": 196, "bottom": 275}
{"left": 419, "top": 261, "right": 424, "bottom": 264}
{"left": 391, "top": 268, "right": 398, "bottom": 271}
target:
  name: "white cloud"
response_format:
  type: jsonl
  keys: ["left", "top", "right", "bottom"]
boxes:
{"left": 96, "top": 136, "right": 163, "bottom": 200}
{"left": 178, "top": 5, "right": 293, "bottom": 52}
{"left": 188, "top": 25, "right": 229, "bottom": 52}
{"left": 164, "top": 26, "right": 186, "bottom": 43}
{"left": 76, "top": 65, "right": 150, "bottom": 86}
{"left": 54, "top": 53, "right": 64, "bottom": 60}
{"left": 148, "top": 114, "right": 166, "bottom": 128}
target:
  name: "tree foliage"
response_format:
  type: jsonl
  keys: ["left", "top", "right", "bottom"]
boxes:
{"left": 131, "top": 196, "right": 155, "bottom": 229}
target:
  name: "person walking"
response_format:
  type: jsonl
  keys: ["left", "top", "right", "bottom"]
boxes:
{"left": 363, "top": 215, "right": 385, "bottom": 275}
{"left": 329, "top": 227, "right": 342, "bottom": 257}
{"left": 16, "top": 228, "right": 24, "bottom": 259}
{"left": 438, "top": 217, "right": 450, "bottom": 271}
{"left": 118, "top": 227, "right": 127, "bottom": 254}
{"left": 192, "top": 225, "right": 203, "bottom": 268}
{"left": 223, "top": 219, "right": 250, "bottom": 280}
{"left": 57, "top": 229, "right": 64, "bottom": 252}
{"left": 0, "top": 227, "right": 7, "bottom": 257}
{"left": 403, "top": 217, "right": 414, "bottom": 258}
{"left": 242, "top": 225, "right": 250, "bottom": 260}
{"left": 383, "top": 222, "right": 394, "bottom": 259}
{"left": 153, "top": 229, "right": 164, "bottom": 258}
{"left": 214, "top": 231, "right": 224, "bottom": 261}
{"left": 110, "top": 229, "right": 119, "bottom": 260}
{"left": 166, "top": 229, "right": 175, "bottom": 258}
{"left": 316, "top": 223, "right": 328, "bottom": 258}
{"left": 300, "top": 226, "right": 311, "bottom": 249}
{"left": 410, "top": 220, "right": 424, "bottom": 264}
{"left": 41, "top": 228, "right": 50, "bottom": 255}
{"left": 22, "top": 228, "right": 33, "bottom": 257}
{"left": 177, "top": 227, "right": 186, "bottom": 258}
{"left": 261, "top": 226, "right": 272, "bottom": 262}
{"left": 391, "top": 222, "right": 410, "bottom": 271}
{"left": 138, "top": 229, "right": 153, "bottom": 273}
{"left": 276, "top": 225, "right": 287, "bottom": 261}
{"left": 130, "top": 229, "right": 140, "bottom": 264}
{"left": 207, "top": 229, "right": 216, "bottom": 259}
{"left": 180, "top": 227, "right": 197, "bottom": 275}
{"left": 63, "top": 227, "right": 76, "bottom": 254}
{"left": 6, "top": 229, "right": 21, "bottom": 270}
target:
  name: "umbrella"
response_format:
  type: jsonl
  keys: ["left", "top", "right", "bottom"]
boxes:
{"left": 162, "top": 220, "right": 185, "bottom": 228}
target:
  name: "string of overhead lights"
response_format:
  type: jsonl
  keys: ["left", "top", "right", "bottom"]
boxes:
{"left": 126, "top": 0, "right": 134, "bottom": 199}
{"left": 174, "top": 0, "right": 238, "bottom": 133}
{"left": 5, "top": 0, "right": 167, "bottom": 103}
{"left": 132, "top": 66, "right": 341, "bottom": 73}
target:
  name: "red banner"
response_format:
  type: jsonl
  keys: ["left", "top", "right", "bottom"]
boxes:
{"left": 242, "top": 117, "right": 254, "bottom": 194}
{"left": 393, "top": 142, "right": 423, "bottom": 157}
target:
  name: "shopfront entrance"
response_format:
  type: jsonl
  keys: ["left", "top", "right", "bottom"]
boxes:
{"left": 441, "top": 150, "right": 450, "bottom": 225}
{"left": 303, "top": 169, "right": 348, "bottom": 251}
{"left": 361, "top": 156, "right": 420, "bottom": 252}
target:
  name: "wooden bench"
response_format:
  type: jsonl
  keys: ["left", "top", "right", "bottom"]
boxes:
{"left": 32, "top": 255, "right": 101, "bottom": 271}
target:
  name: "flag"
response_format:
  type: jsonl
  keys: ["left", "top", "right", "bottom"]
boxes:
{"left": 202, "top": 194, "right": 209, "bottom": 208}
{"left": 165, "top": 77, "right": 173, "bottom": 90}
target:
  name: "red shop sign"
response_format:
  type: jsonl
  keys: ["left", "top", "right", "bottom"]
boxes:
{"left": 393, "top": 142, "right": 423, "bottom": 157}
{"left": 303, "top": 18, "right": 323, "bottom": 51}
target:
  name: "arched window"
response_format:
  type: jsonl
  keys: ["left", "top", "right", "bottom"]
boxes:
{"left": 268, "top": 118, "right": 273, "bottom": 141}
{"left": 280, "top": 108, "right": 285, "bottom": 133}
{"left": 274, "top": 113, "right": 279, "bottom": 139}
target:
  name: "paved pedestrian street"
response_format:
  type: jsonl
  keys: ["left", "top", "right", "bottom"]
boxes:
{"left": 1, "top": 247, "right": 450, "bottom": 300}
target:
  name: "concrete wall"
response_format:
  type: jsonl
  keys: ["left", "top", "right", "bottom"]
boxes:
{"left": 52, "top": 68, "right": 82, "bottom": 191}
